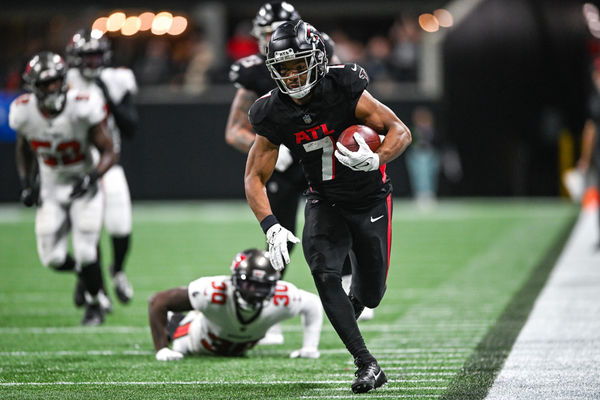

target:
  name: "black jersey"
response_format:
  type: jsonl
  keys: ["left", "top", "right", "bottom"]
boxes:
{"left": 229, "top": 54, "right": 274, "bottom": 97}
{"left": 249, "top": 63, "right": 392, "bottom": 208}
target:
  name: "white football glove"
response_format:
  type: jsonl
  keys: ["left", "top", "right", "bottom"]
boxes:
{"left": 335, "top": 133, "right": 380, "bottom": 172}
{"left": 156, "top": 347, "right": 184, "bottom": 361}
{"left": 290, "top": 348, "right": 320, "bottom": 359}
{"left": 266, "top": 223, "right": 300, "bottom": 271}
{"left": 274, "top": 145, "right": 294, "bottom": 172}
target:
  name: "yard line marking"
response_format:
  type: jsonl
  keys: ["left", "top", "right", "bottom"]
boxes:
{"left": 0, "top": 379, "right": 434, "bottom": 386}
{"left": 346, "top": 360, "right": 464, "bottom": 365}
{"left": 0, "top": 350, "right": 154, "bottom": 357}
{"left": 0, "top": 326, "right": 148, "bottom": 334}
{"left": 311, "top": 387, "right": 447, "bottom": 391}
{"left": 323, "top": 376, "right": 447, "bottom": 383}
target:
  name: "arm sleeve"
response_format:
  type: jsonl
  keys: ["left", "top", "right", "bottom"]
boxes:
{"left": 296, "top": 289, "right": 323, "bottom": 351}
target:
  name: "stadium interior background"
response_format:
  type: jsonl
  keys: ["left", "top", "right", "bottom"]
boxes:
{"left": 0, "top": 0, "right": 594, "bottom": 201}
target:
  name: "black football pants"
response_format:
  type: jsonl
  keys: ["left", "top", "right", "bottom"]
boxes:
{"left": 302, "top": 194, "right": 392, "bottom": 359}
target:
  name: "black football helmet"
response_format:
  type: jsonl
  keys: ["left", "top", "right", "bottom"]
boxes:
{"left": 22, "top": 51, "right": 68, "bottom": 114}
{"left": 252, "top": 1, "right": 301, "bottom": 56}
{"left": 66, "top": 28, "right": 111, "bottom": 79}
{"left": 266, "top": 20, "right": 327, "bottom": 99}
{"left": 230, "top": 249, "right": 281, "bottom": 307}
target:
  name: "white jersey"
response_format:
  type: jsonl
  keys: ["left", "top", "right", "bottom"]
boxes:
{"left": 181, "top": 275, "right": 321, "bottom": 356}
{"left": 9, "top": 90, "right": 106, "bottom": 203}
{"left": 66, "top": 67, "right": 137, "bottom": 154}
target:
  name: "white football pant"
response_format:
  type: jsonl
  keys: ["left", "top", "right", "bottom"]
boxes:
{"left": 101, "top": 165, "right": 132, "bottom": 236}
{"left": 35, "top": 186, "right": 103, "bottom": 268}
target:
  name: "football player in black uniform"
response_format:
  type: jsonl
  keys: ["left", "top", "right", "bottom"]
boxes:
{"left": 245, "top": 21, "right": 411, "bottom": 393}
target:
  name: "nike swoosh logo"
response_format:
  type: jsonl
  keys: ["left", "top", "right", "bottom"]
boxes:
{"left": 374, "top": 370, "right": 382, "bottom": 381}
{"left": 370, "top": 215, "right": 384, "bottom": 223}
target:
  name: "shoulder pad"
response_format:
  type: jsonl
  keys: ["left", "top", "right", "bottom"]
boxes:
{"left": 229, "top": 54, "right": 266, "bottom": 87}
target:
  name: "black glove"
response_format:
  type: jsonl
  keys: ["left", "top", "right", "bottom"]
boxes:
{"left": 20, "top": 186, "right": 39, "bottom": 207}
{"left": 20, "top": 175, "right": 40, "bottom": 207}
{"left": 70, "top": 171, "right": 99, "bottom": 199}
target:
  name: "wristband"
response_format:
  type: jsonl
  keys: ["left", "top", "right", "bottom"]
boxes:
{"left": 260, "top": 214, "right": 279, "bottom": 234}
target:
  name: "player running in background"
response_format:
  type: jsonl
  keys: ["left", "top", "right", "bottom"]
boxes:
{"left": 11, "top": 51, "right": 116, "bottom": 326}
{"left": 148, "top": 249, "right": 322, "bottom": 360}
{"left": 66, "top": 28, "right": 138, "bottom": 306}
{"left": 245, "top": 21, "right": 411, "bottom": 393}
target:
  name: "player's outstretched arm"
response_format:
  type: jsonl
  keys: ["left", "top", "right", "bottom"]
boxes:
{"left": 245, "top": 135, "right": 299, "bottom": 271}
{"left": 244, "top": 135, "right": 279, "bottom": 222}
{"left": 355, "top": 90, "right": 412, "bottom": 165}
{"left": 225, "top": 88, "right": 258, "bottom": 153}
{"left": 90, "top": 121, "right": 116, "bottom": 176}
{"left": 148, "top": 287, "right": 192, "bottom": 354}
{"left": 70, "top": 122, "right": 116, "bottom": 199}
{"left": 290, "top": 290, "right": 323, "bottom": 359}
{"left": 15, "top": 133, "right": 40, "bottom": 207}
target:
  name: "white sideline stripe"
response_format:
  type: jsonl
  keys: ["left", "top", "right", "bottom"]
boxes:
{"left": 0, "top": 379, "right": 429, "bottom": 386}
{"left": 486, "top": 209, "right": 600, "bottom": 400}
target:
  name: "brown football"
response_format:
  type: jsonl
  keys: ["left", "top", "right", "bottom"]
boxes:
{"left": 337, "top": 125, "right": 381, "bottom": 152}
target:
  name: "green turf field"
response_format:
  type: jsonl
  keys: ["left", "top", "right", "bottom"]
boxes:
{"left": 0, "top": 199, "right": 577, "bottom": 399}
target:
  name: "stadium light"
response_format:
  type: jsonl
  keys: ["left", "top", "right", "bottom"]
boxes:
{"left": 151, "top": 11, "right": 173, "bottom": 35}
{"left": 168, "top": 16, "right": 188, "bottom": 35}
{"left": 106, "top": 12, "right": 126, "bottom": 32}
{"left": 92, "top": 17, "right": 108, "bottom": 34}
{"left": 139, "top": 12, "right": 155, "bottom": 31}
{"left": 434, "top": 9, "right": 454, "bottom": 28}
{"left": 122, "top": 16, "right": 142, "bottom": 36}
{"left": 419, "top": 13, "right": 440, "bottom": 33}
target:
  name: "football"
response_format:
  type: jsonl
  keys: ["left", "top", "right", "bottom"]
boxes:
{"left": 337, "top": 125, "right": 381, "bottom": 152}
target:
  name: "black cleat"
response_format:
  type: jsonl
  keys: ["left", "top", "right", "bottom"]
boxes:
{"left": 74, "top": 278, "right": 85, "bottom": 308}
{"left": 348, "top": 291, "right": 365, "bottom": 320}
{"left": 351, "top": 358, "right": 387, "bottom": 393}
{"left": 81, "top": 303, "right": 105, "bottom": 326}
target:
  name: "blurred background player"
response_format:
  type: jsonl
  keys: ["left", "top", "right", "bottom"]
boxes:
{"left": 148, "top": 248, "right": 322, "bottom": 360}
{"left": 11, "top": 51, "right": 116, "bottom": 325}
{"left": 577, "top": 60, "right": 600, "bottom": 248}
{"left": 405, "top": 106, "right": 440, "bottom": 210}
{"left": 245, "top": 21, "right": 411, "bottom": 393}
{"left": 66, "top": 29, "right": 138, "bottom": 305}
{"left": 225, "top": 2, "right": 366, "bottom": 340}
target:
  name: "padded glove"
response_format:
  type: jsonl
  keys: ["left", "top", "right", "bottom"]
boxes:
{"left": 266, "top": 223, "right": 300, "bottom": 271}
{"left": 335, "top": 133, "right": 380, "bottom": 172}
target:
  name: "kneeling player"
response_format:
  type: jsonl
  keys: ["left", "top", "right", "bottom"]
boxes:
{"left": 148, "top": 249, "right": 323, "bottom": 360}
